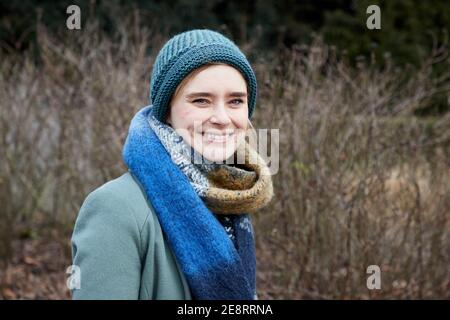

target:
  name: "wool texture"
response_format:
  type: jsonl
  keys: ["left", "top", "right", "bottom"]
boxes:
{"left": 122, "top": 105, "right": 273, "bottom": 300}
{"left": 149, "top": 29, "right": 258, "bottom": 122}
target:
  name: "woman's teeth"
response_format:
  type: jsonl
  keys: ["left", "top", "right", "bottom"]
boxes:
{"left": 203, "top": 132, "right": 234, "bottom": 143}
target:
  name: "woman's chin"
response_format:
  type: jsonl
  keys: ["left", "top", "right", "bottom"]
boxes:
{"left": 197, "top": 144, "right": 237, "bottom": 163}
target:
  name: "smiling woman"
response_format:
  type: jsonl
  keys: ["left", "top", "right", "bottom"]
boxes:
{"left": 167, "top": 63, "right": 249, "bottom": 162}
{"left": 71, "top": 29, "right": 274, "bottom": 300}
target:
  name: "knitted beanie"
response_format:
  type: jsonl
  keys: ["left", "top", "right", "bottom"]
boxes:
{"left": 149, "top": 29, "right": 258, "bottom": 122}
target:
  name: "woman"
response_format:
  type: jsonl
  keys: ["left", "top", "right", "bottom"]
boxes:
{"left": 71, "top": 29, "right": 274, "bottom": 300}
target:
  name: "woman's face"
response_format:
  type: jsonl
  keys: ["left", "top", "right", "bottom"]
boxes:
{"left": 167, "top": 64, "right": 249, "bottom": 162}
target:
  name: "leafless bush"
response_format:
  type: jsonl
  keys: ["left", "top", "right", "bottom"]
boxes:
{"left": 253, "top": 37, "right": 450, "bottom": 299}
{"left": 0, "top": 17, "right": 449, "bottom": 299}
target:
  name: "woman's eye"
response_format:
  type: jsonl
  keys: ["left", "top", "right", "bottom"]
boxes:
{"left": 192, "top": 98, "right": 209, "bottom": 105}
{"left": 230, "top": 99, "right": 244, "bottom": 106}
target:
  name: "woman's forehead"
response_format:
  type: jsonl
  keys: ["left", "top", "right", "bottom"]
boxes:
{"left": 183, "top": 66, "right": 247, "bottom": 91}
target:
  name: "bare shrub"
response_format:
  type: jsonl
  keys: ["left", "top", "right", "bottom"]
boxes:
{"left": 0, "top": 18, "right": 449, "bottom": 299}
{"left": 253, "top": 37, "right": 450, "bottom": 299}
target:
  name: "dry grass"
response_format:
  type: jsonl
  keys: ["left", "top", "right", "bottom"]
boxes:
{"left": 0, "top": 16, "right": 449, "bottom": 299}
{"left": 252, "top": 39, "right": 450, "bottom": 299}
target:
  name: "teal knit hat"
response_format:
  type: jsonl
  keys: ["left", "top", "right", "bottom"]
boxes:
{"left": 149, "top": 29, "right": 258, "bottom": 122}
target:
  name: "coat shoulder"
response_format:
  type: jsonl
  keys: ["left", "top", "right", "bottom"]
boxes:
{"left": 72, "top": 172, "right": 192, "bottom": 300}
{"left": 86, "top": 172, "right": 152, "bottom": 228}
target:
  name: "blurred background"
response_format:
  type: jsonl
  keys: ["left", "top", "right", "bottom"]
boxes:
{"left": 0, "top": 0, "right": 449, "bottom": 299}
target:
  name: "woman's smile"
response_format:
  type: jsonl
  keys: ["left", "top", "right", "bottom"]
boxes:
{"left": 201, "top": 130, "right": 236, "bottom": 144}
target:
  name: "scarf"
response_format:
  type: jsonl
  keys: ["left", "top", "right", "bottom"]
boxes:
{"left": 122, "top": 105, "right": 273, "bottom": 300}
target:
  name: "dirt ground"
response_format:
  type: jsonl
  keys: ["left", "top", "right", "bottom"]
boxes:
{"left": 0, "top": 236, "right": 72, "bottom": 300}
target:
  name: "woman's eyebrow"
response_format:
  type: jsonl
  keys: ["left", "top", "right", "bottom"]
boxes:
{"left": 185, "top": 91, "right": 247, "bottom": 99}
{"left": 185, "top": 92, "right": 214, "bottom": 99}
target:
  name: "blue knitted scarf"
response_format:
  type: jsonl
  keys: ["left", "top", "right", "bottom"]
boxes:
{"left": 122, "top": 105, "right": 273, "bottom": 300}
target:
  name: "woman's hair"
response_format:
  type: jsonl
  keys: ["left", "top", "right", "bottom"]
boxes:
{"left": 245, "top": 117, "right": 258, "bottom": 147}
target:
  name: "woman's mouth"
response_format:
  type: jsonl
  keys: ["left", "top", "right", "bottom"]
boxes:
{"left": 201, "top": 131, "right": 235, "bottom": 143}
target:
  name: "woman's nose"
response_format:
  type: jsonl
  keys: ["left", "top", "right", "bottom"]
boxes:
{"left": 210, "top": 103, "right": 231, "bottom": 125}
